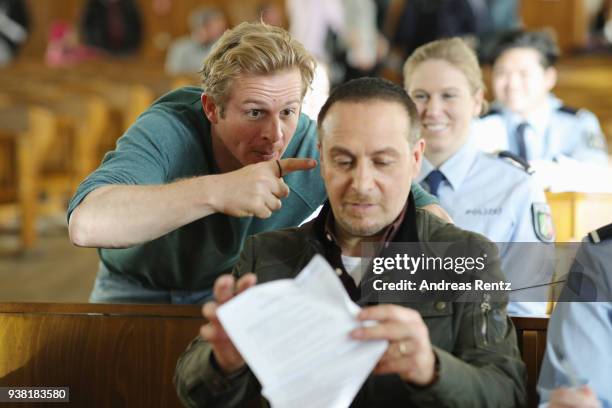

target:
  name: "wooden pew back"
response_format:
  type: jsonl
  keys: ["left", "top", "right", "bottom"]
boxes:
{"left": 0, "top": 303, "right": 203, "bottom": 407}
{"left": 0, "top": 303, "right": 549, "bottom": 407}
{"left": 512, "top": 317, "right": 549, "bottom": 408}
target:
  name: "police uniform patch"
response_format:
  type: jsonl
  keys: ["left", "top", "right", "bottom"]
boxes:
{"left": 531, "top": 203, "right": 555, "bottom": 242}
{"left": 583, "top": 130, "right": 606, "bottom": 151}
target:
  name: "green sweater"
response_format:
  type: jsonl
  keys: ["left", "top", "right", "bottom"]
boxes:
{"left": 68, "top": 87, "right": 437, "bottom": 291}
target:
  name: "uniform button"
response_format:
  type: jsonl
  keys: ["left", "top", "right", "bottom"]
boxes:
{"left": 335, "top": 268, "right": 343, "bottom": 276}
{"left": 435, "top": 302, "right": 446, "bottom": 311}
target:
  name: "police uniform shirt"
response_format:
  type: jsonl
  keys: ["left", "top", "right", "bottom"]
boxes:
{"left": 537, "top": 223, "right": 612, "bottom": 406}
{"left": 472, "top": 94, "right": 609, "bottom": 165}
{"left": 417, "top": 138, "right": 554, "bottom": 316}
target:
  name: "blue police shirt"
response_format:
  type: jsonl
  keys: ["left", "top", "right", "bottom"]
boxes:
{"left": 537, "top": 227, "right": 612, "bottom": 407}
{"left": 417, "top": 138, "right": 554, "bottom": 316}
{"left": 472, "top": 94, "right": 608, "bottom": 165}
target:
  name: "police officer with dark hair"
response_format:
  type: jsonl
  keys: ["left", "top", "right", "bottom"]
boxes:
{"left": 473, "top": 30, "right": 609, "bottom": 168}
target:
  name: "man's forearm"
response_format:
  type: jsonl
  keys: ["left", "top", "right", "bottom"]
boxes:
{"left": 68, "top": 175, "right": 220, "bottom": 248}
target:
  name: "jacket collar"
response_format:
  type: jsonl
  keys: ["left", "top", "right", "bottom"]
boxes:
{"left": 305, "top": 193, "right": 418, "bottom": 302}
{"left": 310, "top": 192, "right": 420, "bottom": 253}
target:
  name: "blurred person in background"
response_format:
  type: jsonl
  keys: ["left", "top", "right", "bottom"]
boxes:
{"left": 257, "top": 2, "right": 284, "bottom": 27}
{"left": 80, "top": 0, "right": 142, "bottom": 56}
{"left": 45, "top": 20, "right": 98, "bottom": 67}
{"left": 340, "top": 0, "right": 388, "bottom": 81}
{"left": 286, "top": 0, "right": 344, "bottom": 66}
{"left": 585, "top": 0, "right": 612, "bottom": 49}
{"left": 474, "top": 30, "right": 609, "bottom": 174}
{"left": 0, "top": 0, "right": 28, "bottom": 66}
{"left": 165, "top": 7, "right": 227, "bottom": 75}
{"left": 385, "top": 0, "right": 520, "bottom": 79}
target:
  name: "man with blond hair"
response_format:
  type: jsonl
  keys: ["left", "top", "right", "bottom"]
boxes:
{"left": 68, "top": 22, "right": 439, "bottom": 304}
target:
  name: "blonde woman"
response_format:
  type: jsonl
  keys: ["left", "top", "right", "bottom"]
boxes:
{"left": 404, "top": 38, "right": 554, "bottom": 317}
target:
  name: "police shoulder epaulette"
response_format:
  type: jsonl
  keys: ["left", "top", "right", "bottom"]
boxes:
{"left": 480, "top": 109, "right": 501, "bottom": 119}
{"left": 557, "top": 105, "right": 579, "bottom": 115}
{"left": 497, "top": 150, "right": 533, "bottom": 174}
{"left": 588, "top": 222, "right": 612, "bottom": 243}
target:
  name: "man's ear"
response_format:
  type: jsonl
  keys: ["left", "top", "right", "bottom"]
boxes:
{"left": 411, "top": 138, "right": 425, "bottom": 175}
{"left": 544, "top": 66, "right": 557, "bottom": 93}
{"left": 201, "top": 93, "right": 219, "bottom": 124}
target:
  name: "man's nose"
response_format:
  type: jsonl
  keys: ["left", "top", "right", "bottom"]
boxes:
{"left": 262, "top": 116, "right": 282, "bottom": 143}
{"left": 350, "top": 161, "right": 375, "bottom": 193}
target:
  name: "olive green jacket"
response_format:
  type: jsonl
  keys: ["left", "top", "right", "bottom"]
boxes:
{"left": 174, "top": 202, "right": 527, "bottom": 407}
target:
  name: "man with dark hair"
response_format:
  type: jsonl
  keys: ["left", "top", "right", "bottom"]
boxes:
{"left": 174, "top": 77, "right": 526, "bottom": 407}
{"left": 474, "top": 30, "right": 608, "bottom": 168}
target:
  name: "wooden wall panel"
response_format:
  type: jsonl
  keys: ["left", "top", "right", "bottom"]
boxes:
{"left": 520, "top": 0, "right": 588, "bottom": 53}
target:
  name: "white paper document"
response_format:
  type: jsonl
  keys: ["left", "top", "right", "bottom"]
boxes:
{"left": 217, "top": 255, "right": 388, "bottom": 408}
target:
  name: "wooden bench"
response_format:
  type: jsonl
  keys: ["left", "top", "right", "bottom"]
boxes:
{"left": 513, "top": 316, "right": 549, "bottom": 408}
{"left": 1, "top": 65, "right": 153, "bottom": 158}
{"left": 0, "top": 303, "right": 549, "bottom": 407}
{"left": 0, "top": 303, "right": 203, "bottom": 407}
{"left": 0, "top": 105, "right": 57, "bottom": 251}
{"left": 0, "top": 81, "right": 110, "bottom": 191}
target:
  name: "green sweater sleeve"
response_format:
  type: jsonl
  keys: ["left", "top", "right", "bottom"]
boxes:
{"left": 411, "top": 182, "right": 438, "bottom": 207}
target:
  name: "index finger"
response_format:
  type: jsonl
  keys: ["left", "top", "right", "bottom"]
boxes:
{"left": 278, "top": 158, "right": 317, "bottom": 177}
{"left": 236, "top": 273, "right": 257, "bottom": 294}
{"left": 213, "top": 274, "right": 236, "bottom": 304}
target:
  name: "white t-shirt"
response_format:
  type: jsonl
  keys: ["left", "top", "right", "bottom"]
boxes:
{"left": 341, "top": 255, "right": 365, "bottom": 285}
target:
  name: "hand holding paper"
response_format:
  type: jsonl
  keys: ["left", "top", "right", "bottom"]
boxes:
{"left": 352, "top": 305, "right": 437, "bottom": 386}
{"left": 216, "top": 255, "right": 388, "bottom": 408}
{"left": 200, "top": 273, "right": 257, "bottom": 374}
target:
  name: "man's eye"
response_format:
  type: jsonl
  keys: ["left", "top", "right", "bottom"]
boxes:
{"left": 442, "top": 93, "right": 457, "bottom": 99}
{"left": 412, "top": 94, "right": 427, "bottom": 101}
{"left": 335, "top": 160, "right": 352, "bottom": 168}
{"left": 281, "top": 108, "right": 296, "bottom": 117}
{"left": 246, "top": 110, "right": 262, "bottom": 118}
{"left": 374, "top": 160, "right": 393, "bottom": 167}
